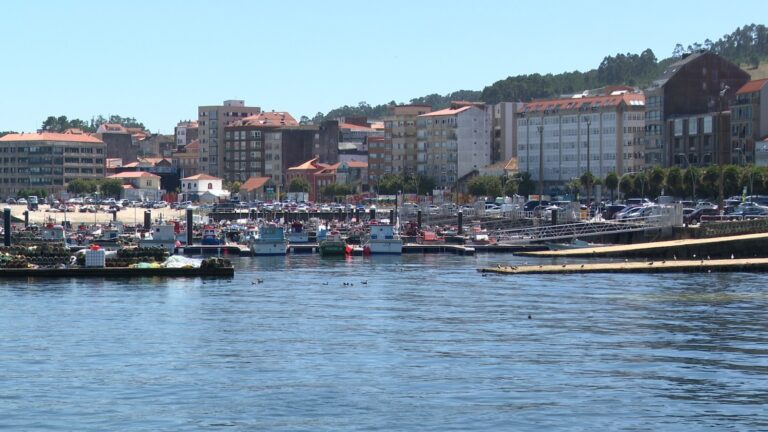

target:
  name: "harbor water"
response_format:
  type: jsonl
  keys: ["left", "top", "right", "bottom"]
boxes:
{"left": 1, "top": 254, "right": 767, "bottom": 431}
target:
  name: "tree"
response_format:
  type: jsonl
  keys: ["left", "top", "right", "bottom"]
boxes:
{"left": 67, "top": 178, "right": 98, "bottom": 195}
{"left": 288, "top": 177, "right": 310, "bottom": 193}
{"left": 619, "top": 175, "right": 634, "bottom": 199}
{"left": 647, "top": 166, "right": 666, "bottom": 198}
{"left": 665, "top": 166, "right": 683, "bottom": 198}
{"left": 467, "top": 175, "right": 501, "bottom": 198}
{"left": 99, "top": 179, "right": 124, "bottom": 198}
{"left": 516, "top": 172, "right": 535, "bottom": 197}
{"left": 503, "top": 177, "right": 519, "bottom": 197}
{"left": 722, "top": 165, "right": 741, "bottom": 198}
{"left": 376, "top": 174, "right": 404, "bottom": 195}
{"left": 604, "top": 172, "right": 618, "bottom": 202}
{"left": 224, "top": 180, "right": 242, "bottom": 194}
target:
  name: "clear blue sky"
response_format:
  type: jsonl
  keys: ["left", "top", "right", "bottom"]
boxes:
{"left": 0, "top": 0, "right": 763, "bottom": 133}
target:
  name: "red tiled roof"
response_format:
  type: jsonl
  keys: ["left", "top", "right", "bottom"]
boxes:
{"left": 240, "top": 176, "right": 271, "bottom": 191}
{"left": 736, "top": 79, "right": 768, "bottom": 95}
{"left": 522, "top": 93, "right": 645, "bottom": 113}
{"left": 234, "top": 111, "right": 298, "bottom": 127}
{"left": 108, "top": 172, "right": 160, "bottom": 179}
{"left": 0, "top": 132, "right": 104, "bottom": 144}
{"left": 288, "top": 158, "right": 320, "bottom": 171}
{"left": 339, "top": 122, "right": 377, "bottom": 132}
{"left": 183, "top": 173, "right": 221, "bottom": 181}
{"left": 418, "top": 106, "right": 473, "bottom": 117}
{"left": 185, "top": 139, "right": 200, "bottom": 151}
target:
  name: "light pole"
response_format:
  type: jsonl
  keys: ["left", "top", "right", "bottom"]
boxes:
{"left": 583, "top": 117, "right": 592, "bottom": 211}
{"left": 676, "top": 153, "right": 696, "bottom": 200}
{"left": 537, "top": 125, "right": 544, "bottom": 198}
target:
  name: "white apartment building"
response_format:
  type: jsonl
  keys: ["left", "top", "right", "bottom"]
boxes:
{"left": 417, "top": 103, "right": 492, "bottom": 188}
{"left": 516, "top": 92, "right": 645, "bottom": 185}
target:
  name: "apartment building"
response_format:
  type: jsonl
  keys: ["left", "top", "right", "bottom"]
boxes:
{"left": 417, "top": 102, "right": 492, "bottom": 188}
{"left": 171, "top": 139, "right": 200, "bottom": 178}
{"left": 383, "top": 105, "right": 431, "bottom": 177}
{"left": 0, "top": 132, "right": 106, "bottom": 197}
{"left": 198, "top": 100, "right": 262, "bottom": 177}
{"left": 516, "top": 91, "right": 645, "bottom": 186}
{"left": 731, "top": 79, "right": 768, "bottom": 165}
{"left": 492, "top": 102, "right": 523, "bottom": 163}
{"left": 222, "top": 113, "right": 339, "bottom": 187}
{"left": 644, "top": 52, "right": 750, "bottom": 167}
{"left": 174, "top": 120, "right": 198, "bottom": 147}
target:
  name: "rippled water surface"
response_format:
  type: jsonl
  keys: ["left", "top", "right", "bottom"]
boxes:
{"left": 1, "top": 254, "right": 767, "bottom": 431}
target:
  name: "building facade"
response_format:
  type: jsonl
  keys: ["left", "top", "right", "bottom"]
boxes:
{"left": 731, "top": 79, "right": 768, "bottom": 165}
{"left": 383, "top": 105, "right": 431, "bottom": 177}
{"left": 0, "top": 132, "right": 106, "bottom": 197}
{"left": 107, "top": 171, "right": 162, "bottom": 201}
{"left": 491, "top": 102, "right": 523, "bottom": 163}
{"left": 516, "top": 92, "right": 646, "bottom": 186}
{"left": 197, "top": 100, "right": 262, "bottom": 177}
{"left": 417, "top": 103, "right": 492, "bottom": 188}
{"left": 171, "top": 139, "right": 200, "bottom": 178}
{"left": 644, "top": 52, "right": 750, "bottom": 167}
{"left": 174, "top": 120, "right": 198, "bottom": 147}
{"left": 222, "top": 115, "right": 339, "bottom": 187}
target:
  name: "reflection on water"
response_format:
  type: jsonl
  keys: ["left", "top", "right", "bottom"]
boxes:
{"left": 1, "top": 254, "right": 767, "bottom": 431}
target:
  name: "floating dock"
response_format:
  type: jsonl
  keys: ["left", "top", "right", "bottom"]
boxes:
{"left": 0, "top": 266, "right": 234, "bottom": 278}
{"left": 515, "top": 232, "right": 768, "bottom": 259}
{"left": 479, "top": 258, "right": 768, "bottom": 275}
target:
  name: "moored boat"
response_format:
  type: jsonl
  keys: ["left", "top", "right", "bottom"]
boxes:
{"left": 319, "top": 231, "right": 346, "bottom": 257}
{"left": 363, "top": 224, "right": 402, "bottom": 255}
{"left": 248, "top": 224, "right": 288, "bottom": 256}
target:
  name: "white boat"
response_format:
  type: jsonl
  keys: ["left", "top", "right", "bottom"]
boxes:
{"left": 363, "top": 224, "right": 402, "bottom": 255}
{"left": 286, "top": 221, "right": 309, "bottom": 244}
{"left": 249, "top": 224, "right": 288, "bottom": 256}
{"left": 139, "top": 224, "right": 179, "bottom": 254}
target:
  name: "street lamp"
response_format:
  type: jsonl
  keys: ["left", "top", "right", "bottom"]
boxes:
{"left": 676, "top": 153, "right": 696, "bottom": 200}
{"left": 537, "top": 125, "right": 544, "bottom": 198}
{"left": 583, "top": 117, "right": 592, "bottom": 210}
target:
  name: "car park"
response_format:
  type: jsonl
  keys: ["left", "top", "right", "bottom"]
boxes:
{"left": 684, "top": 207, "right": 720, "bottom": 225}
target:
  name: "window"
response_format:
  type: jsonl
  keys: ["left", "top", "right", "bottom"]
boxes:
{"left": 208, "top": 182, "right": 213, "bottom": 190}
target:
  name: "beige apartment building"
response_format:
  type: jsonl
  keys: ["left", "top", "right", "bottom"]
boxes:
{"left": 0, "top": 132, "right": 106, "bottom": 198}
{"left": 383, "top": 105, "right": 431, "bottom": 177}
{"left": 417, "top": 103, "right": 493, "bottom": 188}
{"left": 197, "top": 100, "right": 261, "bottom": 177}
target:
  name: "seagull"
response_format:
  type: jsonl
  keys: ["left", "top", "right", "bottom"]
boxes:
{"left": 580, "top": 264, "right": 584, "bottom": 268}
{"left": 361, "top": 280, "right": 368, "bottom": 285}
{"left": 662, "top": 260, "right": 666, "bottom": 264}
{"left": 561, "top": 264, "right": 566, "bottom": 268}
{"left": 731, "top": 253, "right": 735, "bottom": 259}
{"left": 624, "top": 259, "right": 628, "bottom": 263}
{"left": 648, "top": 262, "right": 654, "bottom": 266}
{"left": 707, "top": 255, "right": 711, "bottom": 260}
{"left": 528, "top": 314, "right": 532, "bottom": 319}
{"left": 257, "top": 279, "right": 264, "bottom": 284}
{"left": 673, "top": 254, "right": 677, "bottom": 261}
{"left": 322, "top": 282, "right": 329, "bottom": 286}
{"left": 693, "top": 254, "right": 696, "bottom": 259}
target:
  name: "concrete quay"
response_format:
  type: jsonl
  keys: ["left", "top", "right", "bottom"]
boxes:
{"left": 479, "top": 258, "right": 768, "bottom": 275}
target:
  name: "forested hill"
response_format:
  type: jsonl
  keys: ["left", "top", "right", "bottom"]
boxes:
{"left": 314, "top": 23, "right": 768, "bottom": 122}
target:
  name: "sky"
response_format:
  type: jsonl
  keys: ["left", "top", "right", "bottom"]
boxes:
{"left": 0, "top": 0, "right": 764, "bottom": 134}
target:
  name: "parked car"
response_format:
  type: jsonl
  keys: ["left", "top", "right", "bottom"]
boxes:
{"left": 728, "top": 205, "right": 768, "bottom": 220}
{"left": 624, "top": 197, "right": 653, "bottom": 207}
{"left": 17, "top": 198, "right": 28, "bottom": 205}
{"left": 604, "top": 204, "right": 627, "bottom": 220}
{"left": 6, "top": 198, "right": 16, "bottom": 204}
{"left": 684, "top": 207, "right": 720, "bottom": 225}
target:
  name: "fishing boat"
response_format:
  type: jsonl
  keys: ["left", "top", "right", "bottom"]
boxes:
{"left": 248, "top": 224, "right": 287, "bottom": 256}
{"left": 286, "top": 221, "right": 309, "bottom": 244}
{"left": 318, "top": 231, "right": 346, "bottom": 257}
{"left": 363, "top": 224, "right": 402, "bottom": 255}
{"left": 201, "top": 225, "right": 223, "bottom": 246}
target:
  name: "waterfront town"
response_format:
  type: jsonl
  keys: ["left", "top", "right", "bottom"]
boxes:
{"left": 3, "top": 3, "right": 768, "bottom": 430}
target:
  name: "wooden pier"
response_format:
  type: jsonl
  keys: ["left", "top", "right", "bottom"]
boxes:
{"left": 515, "top": 232, "right": 768, "bottom": 259}
{"left": 0, "top": 266, "right": 234, "bottom": 278}
{"left": 479, "top": 258, "right": 768, "bottom": 275}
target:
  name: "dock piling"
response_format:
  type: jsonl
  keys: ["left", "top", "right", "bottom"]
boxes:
{"left": 144, "top": 210, "right": 151, "bottom": 230}
{"left": 457, "top": 210, "right": 463, "bottom": 235}
{"left": 186, "top": 208, "right": 194, "bottom": 246}
{"left": 3, "top": 207, "right": 10, "bottom": 246}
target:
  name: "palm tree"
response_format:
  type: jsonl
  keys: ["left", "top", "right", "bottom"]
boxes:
{"left": 604, "top": 172, "right": 618, "bottom": 203}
